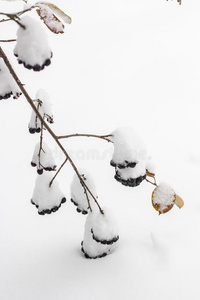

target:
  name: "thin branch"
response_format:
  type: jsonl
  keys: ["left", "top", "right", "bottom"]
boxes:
{"left": 49, "top": 158, "right": 68, "bottom": 187}
{"left": 58, "top": 133, "right": 113, "bottom": 143}
{"left": 0, "top": 13, "right": 26, "bottom": 29}
{"left": 0, "top": 46, "right": 104, "bottom": 214}
{"left": 0, "top": 39, "right": 16, "bottom": 43}
{"left": 146, "top": 177, "right": 157, "bottom": 187}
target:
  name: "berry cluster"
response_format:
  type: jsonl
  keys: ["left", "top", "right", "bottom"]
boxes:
{"left": 14, "top": 16, "right": 53, "bottom": 72}
{"left": 0, "top": 60, "right": 22, "bottom": 101}
{"left": 70, "top": 171, "right": 98, "bottom": 215}
{"left": 28, "top": 89, "right": 54, "bottom": 134}
{"left": 31, "top": 173, "right": 66, "bottom": 215}
{"left": 31, "top": 141, "right": 56, "bottom": 175}
{"left": 81, "top": 208, "right": 119, "bottom": 259}
{"left": 110, "top": 127, "right": 148, "bottom": 187}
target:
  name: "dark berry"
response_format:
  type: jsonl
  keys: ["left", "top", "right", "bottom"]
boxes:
{"left": 61, "top": 197, "right": 66, "bottom": 204}
{"left": 37, "top": 169, "right": 43, "bottom": 175}
{"left": 127, "top": 162, "right": 137, "bottom": 168}
{"left": 29, "top": 128, "right": 36, "bottom": 134}
{"left": 110, "top": 160, "right": 116, "bottom": 167}
{"left": 24, "top": 63, "right": 32, "bottom": 70}
{"left": 77, "top": 208, "right": 81, "bottom": 213}
{"left": 36, "top": 128, "right": 41, "bottom": 133}
{"left": 31, "top": 162, "right": 37, "bottom": 167}
{"left": 44, "top": 58, "right": 51, "bottom": 66}
{"left": 33, "top": 64, "right": 41, "bottom": 72}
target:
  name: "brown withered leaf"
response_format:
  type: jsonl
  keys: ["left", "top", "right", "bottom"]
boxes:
{"left": 151, "top": 183, "right": 175, "bottom": 215}
{"left": 146, "top": 169, "right": 155, "bottom": 178}
{"left": 36, "top": 7, "right": 64, "bottom": 34}
{"left": 36, "top": 2, "right": 72, "bottom": 24}
{"left": 174, "top": 195, "right": 184, "bottom": 209}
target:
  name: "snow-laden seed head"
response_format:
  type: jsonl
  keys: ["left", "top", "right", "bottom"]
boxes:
{"left": 31, "top": 141, "right": 56, "bottom": 174}
{"left": 91, "top": 207, "right": 119, "bottom": 245}
{"left": 31, "top": 173, "right": 66, "bottom": 215}
{"left": 0, "top": 60, "right": 21, "bottom": 100}
{"left": 14, "top": 16, "right": 53, "bottom": 71}
{"left": 81, "top": 210, "right": 117, "bottom": 259}
{"left": 70, "top": 169, "right": 98, "bottom": 214}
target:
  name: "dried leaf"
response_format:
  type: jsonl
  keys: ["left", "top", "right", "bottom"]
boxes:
{"left": 174, "top": 195, "right": 184, "bottom": 209}
{"left": 36, "top": 7, "right": 64, "bottom": 34}
{"left": 146, "top": 169, "right": 155, "bottom": 178}
{"left": 152, "top": 183, "right": 175, "bottom": 215}
{"left": 36, "top": 2, "right": 72, "bottom": 24}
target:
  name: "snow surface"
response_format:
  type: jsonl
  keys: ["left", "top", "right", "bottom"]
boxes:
{"left": 1, "top": 0, "right": 200, "bottom": 299}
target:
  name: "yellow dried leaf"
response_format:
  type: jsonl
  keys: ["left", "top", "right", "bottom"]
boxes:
{"left": 152, "top": 183, "right": 175, "bottom": 215}
{"left": 146, "top": 169, "right": 155, "bottom": 178}
{"left": 174, "top": 195, "right": 184, "bottom": 209}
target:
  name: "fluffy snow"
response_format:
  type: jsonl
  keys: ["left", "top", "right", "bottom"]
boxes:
{"left": 92, "top": 207, "right": 119, "bottom": 242}
{"left": 70, "top": 169, "right": 98, "bottom": 213}
{"left": 116, "top": 160, "right": 146, "bottom": 180}
{"left": 36, "top": 89, "right": 53, "bottom": 123}
{"left": 31, "top": 141, "right": 56, "bottom": 172}
{"left": 0, "top": 59, "right": 21, "bottom": 99}
{"left": 1, "top": 0, "right": 200, "bottom": 299}
{"left": 28, "top": 89, "right": 53, "bottom": 131}
{"left": 111, "top": 127, "right": 147, "bottom": 165}
{"left": 31, "top": 172, "right": 65, "bottom": 213}
{"left": 82, "top": 210, "right": 116, "bottom": 258}
{"left": 14, "top": 16, "right": 52, "bottom": 68}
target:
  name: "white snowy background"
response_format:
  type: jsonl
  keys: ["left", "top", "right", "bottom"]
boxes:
{"left": 0, "top": 0, "right": 200, "bottom": 299}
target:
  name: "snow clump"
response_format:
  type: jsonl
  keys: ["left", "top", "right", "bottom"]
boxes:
{"left": 31, "top": 141, "right": 56, "bottom": 174}
{"left": 81, "top": 208, "right": 119, "bottom": 259}
{"left": 110, "top": 127, "right": 148, "bottom": 187}
{"left": 0, "top": 60, "right": 21, "bottom": 100}
{"left": 28, "top": 89, "right": 53, "bottom": 133}
{"left": 31, "top": 173, "right": 66, "bottom": 215}
{"left": 14, "top": 16, "right": 53, "bottom": 71}
{"left": 70, "top": 170, "right": 98, "bottom": 215}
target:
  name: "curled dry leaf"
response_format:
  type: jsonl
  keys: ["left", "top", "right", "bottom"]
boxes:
{"left": 36, "top": 7, "right": 64, "bottom": 34}
{"left": 146, "top": 169, "right": 155, "bottom": 178}
{"left": 174, "top": 195, "right": 184, "bottom": 208}
{"left": 36, "top": 2, "right": 72, "bottom": 24}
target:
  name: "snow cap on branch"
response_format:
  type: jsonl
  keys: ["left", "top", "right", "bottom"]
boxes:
{"left": 28, "top": 89, "right": 53, "bottom": 133}
{"left": 31, "top": 173, "right": 66, "bottom": 215}
{"left": 14, "top": 16, "right": 53, "bottom": 71}
{"left": 70, "top": 169, "right": 98, "bottom": 215}
{"left": 81, "top": 209, "right": 119, "bottom": 259}
{"left": 0, "top": 59, "right": 21, "bottom": 100}
{"left": 110, "top": 127, "right": 148, "bottom": 187}
{"left": 31, "top": 141, "right": 56, "bottom": 174}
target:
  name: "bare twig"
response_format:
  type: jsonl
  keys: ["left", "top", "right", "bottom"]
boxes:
{"left": 0, "top": 39, "right": 16, "bottom": 43}
{"left": 49, "top": 158, "right": 68, "bottom": 187}
{"left": 58, "top": 133, "right": 113, "bottom": 143}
